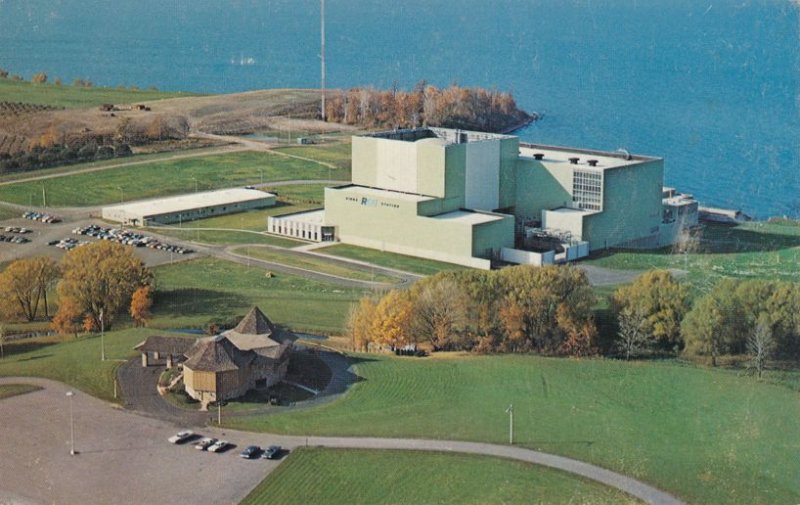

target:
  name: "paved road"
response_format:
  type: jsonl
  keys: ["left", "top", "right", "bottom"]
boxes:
{"left": 0, "top": 377, "right": 685, "bottom": 505}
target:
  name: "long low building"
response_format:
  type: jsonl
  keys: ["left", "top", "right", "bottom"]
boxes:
{"left": 102, "top": 188, "right": 276, "bottom": 226}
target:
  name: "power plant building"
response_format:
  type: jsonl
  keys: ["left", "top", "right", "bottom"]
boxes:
{"left": 268, "top": 128, "right": 697, "bottom": 268}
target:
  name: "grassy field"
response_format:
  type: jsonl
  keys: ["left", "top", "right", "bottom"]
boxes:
{"left": 0, "top": 79, "right": 196, "bottom": 108}
{"left": 231, "top": 246, "right": 402, "bottom": 284}
{"left": 148, "top": 203, "right": 312, "bottom": 247}
{"left": 585, "top": 221, "right": 800, "bottom": 288}
{"left": 226, "top": 353, "right": 800, "bottom": 505}
{"left": 318, "top": 244, "right": 468, "bottom": 275}
{"left": 274, "top": 142, "right": 352, "bottom": 170}
{"left": 0, "top": 205, "right": 19, "bottom": 220}
{"left": 0, "top": 328, "right": 185, "bottom": 402}
{"left": 266, "top": 184, "right": 328, "bottom": 204}
{"left": 0, "top": 151, "right": 350, "bottom": 207}
{"left": 151, "top": 258, "right": 366, "bottom": 334}
{"left": 0, "top": 383, "right": 43, "bottom": 399}
{"left": 241, "top": 448, "right": 640, "bottom": 505}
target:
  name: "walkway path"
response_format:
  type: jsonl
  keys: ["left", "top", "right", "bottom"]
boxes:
{"left": 0, "top": 376, "right": 685, "bottom": 505}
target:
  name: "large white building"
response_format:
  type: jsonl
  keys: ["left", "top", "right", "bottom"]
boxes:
{"left": 102, "top": 188, "right": 276, "bottom": 226}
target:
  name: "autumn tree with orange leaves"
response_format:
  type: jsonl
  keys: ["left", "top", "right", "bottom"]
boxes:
{"left": 0, "top": 256, "right": 59, "bottom": 322}
{"left": 53, "top": 241, "right": 151, "bottom": 332}
{"left": 130, "top": 286, "right": 153, "bottom": 327}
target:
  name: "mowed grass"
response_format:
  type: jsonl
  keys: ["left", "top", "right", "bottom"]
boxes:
{"left": 274, "top": 142, "right": 352, "bottom": 170}
{"left": 148, "top": 203, "right": 312, "bottom": 247}
{"left": 585, "top": 221, "right": 800, "bottom": 286}
{"left": 0, "top": 205, "right": 19, "bottom": 220}
{"left": 230, "top": 246, "right": 402, "bottom": 284}
{"left": 151, "top": 258, "right": 366, "bottom": 334}
{"left": 0, "top": 328, "right": 190, "bottom": 402}
{"left": 0, "top": 383, "right": 43, "bottom": 399}
{"left": 266, "top": 184, "right": 328, "bottom": 204}
{"left": 0, "top": 79, "right": 196, "bottom": 108}
{"left": 0, "top": 151, "right": 350, "bottom": 207}
{"left": 241, "top": 448, "right": 640, "bottom": 505}
{"left": 226, "top": 353, "right": 800, "bottom": 505}
{"left": 318, "top": 244, "right": 468, "bottom": 275}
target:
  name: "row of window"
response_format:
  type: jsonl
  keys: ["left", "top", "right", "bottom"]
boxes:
{"left": 572, "top": 170, "right": 603, "bottom": 211}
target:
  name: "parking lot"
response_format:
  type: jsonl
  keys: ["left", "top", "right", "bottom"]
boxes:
{"left": 0, "top": 378, "right": 298, "bottom": 505}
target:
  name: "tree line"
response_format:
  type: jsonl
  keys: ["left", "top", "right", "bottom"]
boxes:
{"left": 350, "top": 267, "right": 800, "bottom": 376}
{"left": 0, "top": 241, "right": 153, "bottom": 337}
{"left": 324, "top": 83, "right": 535, "bottom": 133}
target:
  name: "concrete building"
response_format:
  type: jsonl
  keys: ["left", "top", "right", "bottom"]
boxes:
{"left": 268, "top": 127, "right": 697, "bottom": 268}
{"left": 102, "top": 188, "right": 276, "bottom": 226}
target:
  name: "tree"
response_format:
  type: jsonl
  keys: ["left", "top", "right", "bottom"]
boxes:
{"left": 51, "top": 298, "right": 82, "bottom": 338}
{"left": 0, "top": 323, "right": 5, "bottom": 359}
{"left": 31, "top": 72, "right": 47, "bottom": 84}
{"left": 371, "top": 289, "right": 414, "bottom": 347}
{"left": 747, "top": 316, "right": 774, "bottom": 379}
{"left": 616, "top": 306, "right": 649, "bottom": 360}
{"left": 130, "top": 286, "right": 153, "bottom": 327}
{"left": 411, "top": 278, "right": 468, "bottom": 350}
{"left": 346, "top": 296, "right": 378, "bottom": 351}
{"left": 55, "top": 241, "right": 152, "bottom": 330}
{"left": 0, "top": 257, "right": 60, "bottom": 322}
{"left": 611, "top": 270, "right": 690, "bottom": 354}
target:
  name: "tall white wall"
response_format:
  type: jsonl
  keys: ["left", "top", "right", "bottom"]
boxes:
{"left": 373, "top": 139, "right": 419, "bottom": 193}
{"left": 464, "top": 141, "right": 500, "bottom": 211}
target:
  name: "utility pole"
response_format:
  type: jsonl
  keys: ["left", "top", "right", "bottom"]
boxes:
{"left": 505, "top": 404, "right": 514, "bottom": 445}
{"left": 66, "top": 391, "right": 75, "bottom": 455}
{"left": 218, "top": 402, "right": 222, "bottom": 425}
{"left": 100, "top": 308, "right": 105, "bottom": 361}
{"left": 42, "top": 183, "right": 47, "bottom": 207}
{"left": 320, "top": 0, "right": 326, "bottom": 121}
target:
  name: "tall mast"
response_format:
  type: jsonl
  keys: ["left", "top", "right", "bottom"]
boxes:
{"left": 320, "top": 0, "right": 326, "bottom": 121}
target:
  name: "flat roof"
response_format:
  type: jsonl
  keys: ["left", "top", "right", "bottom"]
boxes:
{"left": 103, "top": 188, "right": 275, "bottom": 217}
{"left": 549, "top": 207, "right": 591, "bottom": 214}
{"left": 519, "top": 143, "right": 659, "bottom": 170}
{"left": 362, "top": 127, "right": 514, "bottom": 145}
{"left": 430, "top": 210, "right": 506, "bottom": 225}
{"left": 329, "top": 185, "right": 435, "bottom": 202}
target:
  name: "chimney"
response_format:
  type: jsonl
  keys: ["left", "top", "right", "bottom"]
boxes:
{"left": 568, "top": 157, "right": 579, "bottom": 165}
{"left": 533, "top": 153, "right": 544, "bottom": 161}
{"left": 587, "top": 159, "right": 598, "bottom": 167}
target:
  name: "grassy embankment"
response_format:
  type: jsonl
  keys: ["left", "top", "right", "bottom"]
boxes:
{"left": 0, "top": 150, "right": 350, "bottom": 207}
{"left": 241, "top": 448, "right": 640, "bottom": 505}
{"left": 150, "top": 258, "right": 366, "bottom": 334}
{"left": 230, "top": 246, "right": 402, "bottom": 284}
{"left": 318, "top": 243, "right": 468, "bottom": 276}
{"left": 273, "top": 142, "right": 352, "bottom": 171}
{"left": 264, "top": 184, "right": 328, "bottom": 204}
{"left": 585, "top": 221, "right": 800, "bottom": 287}
{"left": 0, "top": 383, "right": 43, "bottom": 399}
{"left": 226, "top": 352, "right": 800, "bottom": 505}
{"left": 0, "top": 78, "right": 196, "bottom": 108}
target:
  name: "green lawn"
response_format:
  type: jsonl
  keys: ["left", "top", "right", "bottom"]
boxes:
{"left": 585, "top": 221, "right": 800, "bottom": 288}
{"left": 266, "top": 184, "right": 328, "bottom": 204}
{"left": 0, "top": 205, "right": 19, "bottom": 221}
{"left": 274, "top": 142, "right": 352, "bottom": 170}
{"left": 318, "top": 244, "right": 468, "bottom": 275}
{"left": 241, "top": 448, "right": 639, "bottom": 505}
{"left": 231, "top": 246, "right": 402, "bottom": 284}
{"left": 0, "top": 383, "right": 43, "bottom": 399}
{"left": 0, "top": 79, "right": 195, "bottom": 108}
{"left": 0, "top": 328, "right": 190, "bottom": 402}
{"left": 226, "top": 353, "right": 800, "bottom": 505}
{"left": 151, "top": 258, "right": 366, "bottom": 334}
{"left": 0, "top": 151, "right": 350, "bottom": 207}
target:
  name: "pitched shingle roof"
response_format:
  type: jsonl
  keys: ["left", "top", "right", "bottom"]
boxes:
{"left": 233, "top": 306, "right": 275, "bottom": 336}
{"left": 183, "top": 335, "right": 253, "bottom": 373}
{"left": 134, "top": 335, "right": 196, "bottom": 355}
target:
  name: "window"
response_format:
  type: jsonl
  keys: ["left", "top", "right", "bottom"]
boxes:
{"left": 572, "top": 169, "right": 603, "bottom": 211}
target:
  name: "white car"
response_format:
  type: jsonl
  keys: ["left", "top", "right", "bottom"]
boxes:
{"left": 195, "top": 437, "right": 217, "bottom": 451}
{"left": 168, "top": 430, "right": 194, "bottom": 444}
{"left": 207, "top": 440, "right": 229, "bottom": 453}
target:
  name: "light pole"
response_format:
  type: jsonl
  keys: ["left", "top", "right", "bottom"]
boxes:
{"left": 99, "top": 308, "right": 105, "bottom": 361}
{"left": 505, "top": 404, "right": 514, "bottom": 445}
{"left": 259, "top": 168, "right": 264, "bottom": 186}
{"left": 66, "top": 391, "right": 75, "bottom": 455}
{"left": 192, "top": 177, "right": 198, "bottom": 193}
{"left": 117, "top": 186, "right": 124, "bottom": 203}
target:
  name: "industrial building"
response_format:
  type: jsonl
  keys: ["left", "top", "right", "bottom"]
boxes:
{"left": 102, "top": 188, "right": 276, "bottom": 226}
{"left": 268, "top": 127, "right": 698, "bottom": 268}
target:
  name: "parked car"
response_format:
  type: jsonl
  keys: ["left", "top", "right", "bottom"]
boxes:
{"left": 240, "top": 445, "right": 260, "bottom": 459}
{"left": 168, "top": 430, "right": 194, "bottom": 444}
{"left": 194, "top": 437, "right": 217, "bottom": 451}
{"left": 261, "top": 445, "right": 282, "bottom": 460}
{"left": 207, "top": 440, "right": 229, "bottom": 453}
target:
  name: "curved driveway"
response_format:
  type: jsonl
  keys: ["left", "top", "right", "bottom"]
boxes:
{"left": 0, "top": 377, "right": 684, "bottom": 505}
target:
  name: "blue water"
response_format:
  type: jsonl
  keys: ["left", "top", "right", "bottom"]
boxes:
{"left": 2, "top": 0, "right": 799, "bottom": 218}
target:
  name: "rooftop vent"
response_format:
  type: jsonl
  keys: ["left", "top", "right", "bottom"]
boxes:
{"left": 587, "top": 159, "right": 598, "bottom": 167}
{"left": 533, "top": 153, "right": 544, "bottom": 161}
{"left": 568, "top": 157, "right": 580, "bottom": 165}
